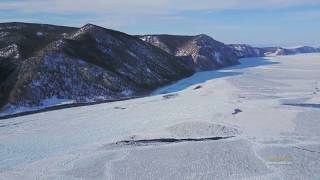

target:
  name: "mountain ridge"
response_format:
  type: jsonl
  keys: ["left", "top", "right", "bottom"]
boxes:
{"left": 0, "top": 22, "right": 194, "bottom": 114}
{"left": 0, "top": 22, "right": 319, "bottom": 115}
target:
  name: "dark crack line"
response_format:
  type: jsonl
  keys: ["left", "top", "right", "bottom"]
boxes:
{"left": 294, "top": 147, "right": 320, "bottom": 154}
{"left": 114, "top": 136, "right": 235, "bottom": 146}
{"left": 0, "top": 123, "right": 18, "bottom": 128}
{"left": 283, "top": 103, "right": 320, "bottom": 109}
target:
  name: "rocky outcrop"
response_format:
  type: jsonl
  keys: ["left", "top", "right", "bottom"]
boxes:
{"left": 139, "top": 34, "right": 239, "bottom": 71}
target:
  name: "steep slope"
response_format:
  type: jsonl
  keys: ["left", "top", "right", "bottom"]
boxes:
{"left": 0, "top": 23, "right": 194, "bottom": 114}
{"left": 139, "top": 34, "right": 239, "bottom": 71}
{"left": 0, "top": 22, "right": 77, "bottom": 111}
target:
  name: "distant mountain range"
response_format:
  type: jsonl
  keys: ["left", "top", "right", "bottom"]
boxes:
{"left": 0, "top": 22, "right": 319, "bottom": 115}
{"left": 229, "top": 44, "right": 320, "bottom": 58}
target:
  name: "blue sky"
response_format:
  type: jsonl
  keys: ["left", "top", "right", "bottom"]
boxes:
{"left": 0, "top": 0, "right": 319, "bottom": 47}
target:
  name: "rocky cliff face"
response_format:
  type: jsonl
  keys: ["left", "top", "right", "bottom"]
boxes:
{"left": 139, "top": 34, "right": 239, "bottom": 71}
{"left": 0, "top": 23, "right": 194, "bottom": 113}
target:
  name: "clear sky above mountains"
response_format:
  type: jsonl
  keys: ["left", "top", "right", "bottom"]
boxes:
{"left": 0, "top": 0, "right": 319, "bottom": 47}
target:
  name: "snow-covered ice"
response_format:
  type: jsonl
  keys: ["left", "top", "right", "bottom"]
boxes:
{"left": 1, "top": 53, "right": 320, "bottom": 179}
{"left": 0, "top": 97, "right": 75, "bottom": 117}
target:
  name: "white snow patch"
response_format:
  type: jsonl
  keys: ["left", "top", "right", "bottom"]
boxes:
{"left": 127, "top": 50, "right": 137, "bottom": 58}
{"left": 213, "top": 51, "right": 222, "bottom": 64}
{"left": 36, "top": 32, "right": 44, "bottom": 37}
{"left": 121, "top": 89, "right": 133, "bottom": 96}
{"left": 0, "top": 44, "right": 19, "bottom": 59}
{"left": 0, "top": 31, "right": 9, "bottom": 38}
{"left": 265, "top": 48, "right": 283, "bottom": 57}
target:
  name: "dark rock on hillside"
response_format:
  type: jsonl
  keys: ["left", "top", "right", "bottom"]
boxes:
{"left": 0, "top": 23, "right": 194, "bottom": 114}
{"left": 228, "top": 44, "right": 265, "bottom": 58}
{"left": 139, "top": 34, "right": 239, "bottom": 71}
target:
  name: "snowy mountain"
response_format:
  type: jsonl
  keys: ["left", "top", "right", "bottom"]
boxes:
{"left": 0, "top": 23, "right": 194, "bottom": 114}
{"left": 140, "top": 35, "right": 319, "bottom": 70}
{"left": 0, "top": 22, "right": 318, "bottom": 115}
{"left": 229, "top": 44, "right": 320, "bottom": 58}
{"left": 138, "top": 34, "right": 239, "bottom": 71}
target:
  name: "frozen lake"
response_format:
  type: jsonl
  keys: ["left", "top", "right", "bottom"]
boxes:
{"left": 1, "top": 53, "right": 320, "bottom": 179}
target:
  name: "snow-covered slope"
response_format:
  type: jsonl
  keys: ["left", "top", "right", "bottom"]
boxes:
{"left": 1, "top": 22, "right": 316, "bottom": 116}
{"left": 139, "top": 34, "right": 239, "bottom": 71}
{"left": 1, "top": 53, "right": 320, "bottom": 179}
{"left": 0, "top": 23, "right": 194, "bottom": 115}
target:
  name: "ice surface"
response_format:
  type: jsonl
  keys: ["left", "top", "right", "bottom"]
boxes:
{"left": 1, "top": 53, "right": 320, "bottom": 179}
{"left": 0, "top": 97, "right": 75, "bottom": 117}
{"left": 102, "top": 139, "right": 271, "bottom": 180}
